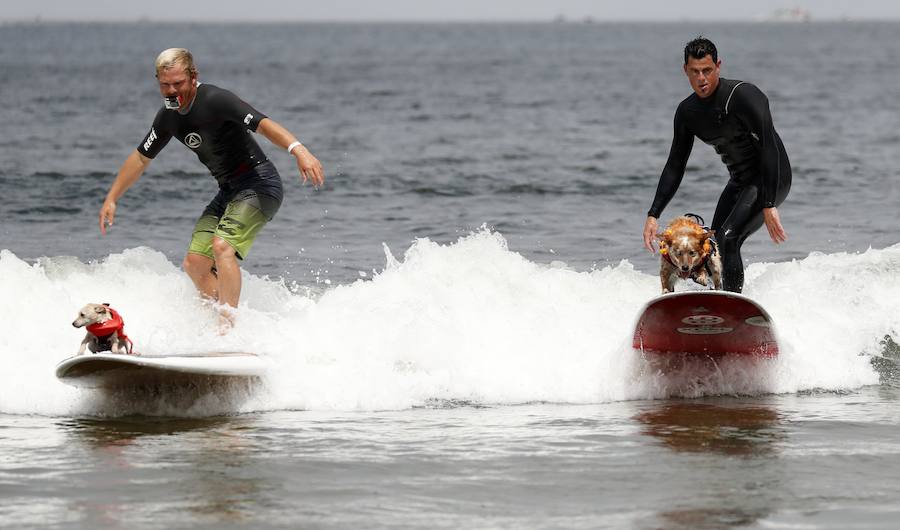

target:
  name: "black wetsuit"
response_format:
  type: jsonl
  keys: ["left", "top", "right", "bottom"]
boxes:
{"left": 136, "top": 83, "right": 283, "bottom": 201}
{"left": 648, "top": 78, "right": 791, "bottom": 292}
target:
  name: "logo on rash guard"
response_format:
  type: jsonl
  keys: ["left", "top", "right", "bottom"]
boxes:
{"left": 185, "top": 132, "right": 202, "bottom": 149}
{"left": 243, "top": 113, "right": 253, "bottom": 125}
{"left": 143, "top": 128, "right": 157, "bottom": 151}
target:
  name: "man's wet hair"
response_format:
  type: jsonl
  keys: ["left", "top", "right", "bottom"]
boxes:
{"left": 684, "top": 37, "right": 718, "bottom": 64}
{"left": 155, "top": 48, "right": 198, "bottom": 77}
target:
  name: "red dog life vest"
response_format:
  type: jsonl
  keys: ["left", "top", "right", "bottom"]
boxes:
{"left": 86, "top": 308, "right": 133, "bottom": 354}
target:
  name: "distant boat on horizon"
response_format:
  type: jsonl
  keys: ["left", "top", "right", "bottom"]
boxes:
{"left": 759, "top": 7, "right": 813, "bottom": 23}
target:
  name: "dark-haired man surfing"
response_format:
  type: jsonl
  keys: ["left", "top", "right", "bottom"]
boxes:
{"left": 642, "top": 37, "right": 791, "bottom": 293}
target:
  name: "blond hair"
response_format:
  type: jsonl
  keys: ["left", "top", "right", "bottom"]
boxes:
{"left": 154, "top": 48, "right": 197, "bottom": 77}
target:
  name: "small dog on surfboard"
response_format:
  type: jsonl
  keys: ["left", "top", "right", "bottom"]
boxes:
{"left": 657, "top": 214, "right": 722, "bottom": 294}
{"left": 72, "top": 303, "right": 135, "bottom": 355}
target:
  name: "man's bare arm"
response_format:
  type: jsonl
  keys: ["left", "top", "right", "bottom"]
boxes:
{"left": 256, "top": 118, "right": 325, "bottom": 187}
{"left": 99, "top": 150, "right": 151, "bottom": 235}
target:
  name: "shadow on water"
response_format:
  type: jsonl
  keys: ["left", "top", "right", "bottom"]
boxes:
{"left": 653, "top": 506, "right": 769, "bottom": 530}
{"left": 634, "top": 400, "right": 783, "bottom": 456}
{"left": 57, "top": 415, "right": 245, "bottom": 446}
{"left": 56, "top": 414, "right": 266, "bottom": 526}
{"left": 634, "top": 400, "right": 785, "bottom": 530}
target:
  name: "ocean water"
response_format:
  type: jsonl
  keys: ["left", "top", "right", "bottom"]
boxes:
{"left": 1, "top": 21, "right": 900, "bottom": 529}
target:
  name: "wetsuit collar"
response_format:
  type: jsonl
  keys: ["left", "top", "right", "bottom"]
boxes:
{"left": 178, "top": 82, "right": 202, "bottom": 115}
{"left": 695, "top": 78, "right": 726, "bottom": 106}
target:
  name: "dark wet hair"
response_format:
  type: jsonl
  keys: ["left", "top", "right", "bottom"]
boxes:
{"left": 684, "top": 37, "right": 718, "bottom": 64}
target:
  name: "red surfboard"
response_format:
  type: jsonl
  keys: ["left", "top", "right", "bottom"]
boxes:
{"left": 632, "top": 291, "right": 778, "bottom": 357}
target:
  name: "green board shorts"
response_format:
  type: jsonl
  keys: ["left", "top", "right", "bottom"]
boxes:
{"left": 188, "top": 163, "right": 284, "bottom": 261}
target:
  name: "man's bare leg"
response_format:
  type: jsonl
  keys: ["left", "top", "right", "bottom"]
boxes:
{"left": 183, "top": 253, "right": 218, "bottom": 301}
{"left": 211, "top": 236, "right": 241, "bottom": 331}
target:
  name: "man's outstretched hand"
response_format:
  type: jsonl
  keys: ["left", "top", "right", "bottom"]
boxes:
{"left": 643, "top": 216, "right": 659, "bottom": 253}
{"left": 294, "top": 146, "right": 325, "bottom": 188}
{"left": 763, "top": 207, "right": 787, "bottom": 244}
{"left": 99, "top": 200, "right": 116, "bottom": 235}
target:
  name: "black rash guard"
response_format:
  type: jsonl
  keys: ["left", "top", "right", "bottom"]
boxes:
{"left": 648, "top": 78, "right": 792, "bottom": 292}
{"left": 137, "top": 83, "right": 270, "bottom": 186}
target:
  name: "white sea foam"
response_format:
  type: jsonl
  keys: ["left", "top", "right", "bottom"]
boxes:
{"left": 1, "top": 230, "right": 896, "bottom": 416}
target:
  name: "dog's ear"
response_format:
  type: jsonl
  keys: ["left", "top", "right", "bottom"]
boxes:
{"left": 102, "top": 303, "right": 110, "bottom": 307}
{"left": 699, "top": 230, "right": 715, "bottom": 255}
{"left": 94, "top": 306, "right": 106, "bottom": 314}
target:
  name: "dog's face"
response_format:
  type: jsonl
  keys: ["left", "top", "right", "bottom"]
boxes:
{"left": 72, "top": 303, "right": 112, "bottom": 328}
{"left": 658, "top": 219, "right": 714, "bottom": 275}
{"left": 662, "top": 234, "right": 709, "bottom": 274}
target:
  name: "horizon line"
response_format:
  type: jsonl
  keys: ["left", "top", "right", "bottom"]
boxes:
{"left": 2, "top": 15, "right": 898, "bottom": 24}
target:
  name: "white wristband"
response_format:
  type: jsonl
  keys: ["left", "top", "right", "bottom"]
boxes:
{"left": 287, "top": 141, "right": 302, "bottom": 154}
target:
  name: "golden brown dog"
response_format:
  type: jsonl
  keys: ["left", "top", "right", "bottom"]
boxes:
{"left": 657, "top": 215, "right": 722, "bottom": 293}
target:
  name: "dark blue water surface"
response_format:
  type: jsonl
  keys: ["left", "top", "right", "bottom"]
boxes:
{"left": 2, "top": 22, "right": 897, "bottom": 283}
{"left": 2, "top": 22, "right": 900, "bottom": 530}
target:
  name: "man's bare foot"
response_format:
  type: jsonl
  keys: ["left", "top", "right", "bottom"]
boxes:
{"left": 216, "top": 306, "right": 236, "bottom": 335}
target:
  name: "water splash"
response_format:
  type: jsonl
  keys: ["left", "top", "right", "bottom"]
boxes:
{"left": 1, "top": 231, "right": 896, "bottom": 416}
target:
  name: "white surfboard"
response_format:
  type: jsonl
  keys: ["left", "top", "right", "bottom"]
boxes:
{"left": 55, "top": 351, "right": 267, "bottom": 389}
